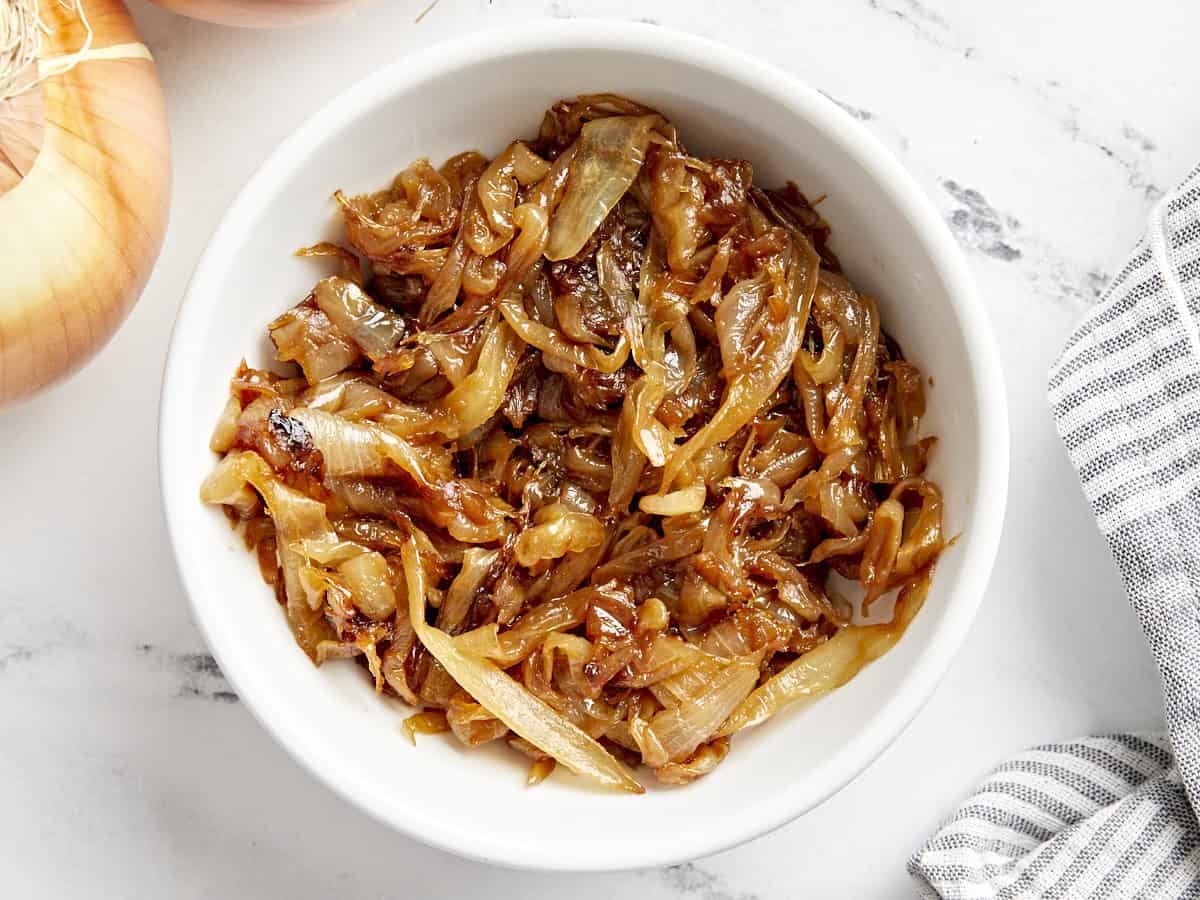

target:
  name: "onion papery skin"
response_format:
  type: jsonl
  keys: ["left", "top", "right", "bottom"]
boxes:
{"left": 0, "top": 0, "right": 170, "bottom": 408}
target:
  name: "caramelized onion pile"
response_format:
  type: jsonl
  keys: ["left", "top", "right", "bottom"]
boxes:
{"left": 201, "top": 94, "right": 945, "bottom": 791}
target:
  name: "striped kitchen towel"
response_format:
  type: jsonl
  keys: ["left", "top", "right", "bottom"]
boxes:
{"left": 910, "top": 163, "right": 1200, "bottom": 898}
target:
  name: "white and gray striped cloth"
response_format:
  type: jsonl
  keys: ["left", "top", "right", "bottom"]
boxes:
{"left": 910, "top": 164, "right": 1200, "bottom": 898}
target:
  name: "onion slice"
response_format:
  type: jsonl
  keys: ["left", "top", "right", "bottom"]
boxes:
{"left": 638, "top": 481, "right": 706, "bottom": 517}
{"left": 661, "top": 238, "right": 819, "bottom": 490}
{"left": 400, "top": 538, "right": 643, "bottom": 794}
{"left": 200, "top": 451, "right": 340, "bottom": 658}
{"left": 432, "top": 317, "right": 523, "bottom": 439}
{"left": 545, "top": 114, "right": 662, "bottom": 261}
{"left": 717, "top": 572, "right": 932, "bottom": 736}
{"left": 289, "top": 407, "right": 434, "bottom": 480}
{"left": 639, "top": 654, "right": 760, "bottom": 767}
{"left": 312, "top": 276, "right": 407, "bottom": 362}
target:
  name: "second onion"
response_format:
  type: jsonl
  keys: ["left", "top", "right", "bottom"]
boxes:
{"left": 0, "top": 0, "right": 170, "bottom": 407}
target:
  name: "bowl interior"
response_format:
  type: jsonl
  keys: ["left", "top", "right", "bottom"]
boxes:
{"left": 161, "top": 26, "right": 1004, "bottom": 870}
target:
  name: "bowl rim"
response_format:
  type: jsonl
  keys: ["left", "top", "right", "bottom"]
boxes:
{"left": 159, "top": 18, "right": 1009, "bottom": 872}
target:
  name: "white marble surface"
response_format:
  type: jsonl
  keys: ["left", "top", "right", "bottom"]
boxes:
{"left": 4, "top": 0, "right": 1200, "bottom": 896}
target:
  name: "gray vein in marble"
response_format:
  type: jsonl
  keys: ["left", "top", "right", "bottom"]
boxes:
{"left": 943, "top": 179, "right": 1022, "bottom": 261}
{"left": 866, "top": 0, "right": 961, "bottom": 51}
{"left": 941, "top": 179, "right": 1109, "bottom": 304}
{"left": 867, "top": 8, "right": 1161, "bottom": 206}
{"left": 139, "top": 643, "right": 239, "bottom": 703}
{"left": 860, "top": 2, "right": 1162, "bottom": 206}
{"left": 537, "top": 2, "right": 661, "bottom": 27}
{"left": 1065, "top": 122, "right": 1163, "bottom": 203}
{"left": 0, "top": 646, "right": 36, "bottom": 671}
{"left": 1004, "top": 75, "right": 1162, "bottom": 202}
{"left": 173, "top": 651, "right": 238, "bottom": 703}
{"left": 0, "top": 621, "right": 89, "bottom": 672}
{"left": 655, "top": 863, "right": 758, "bottom": 900}
{"left": 1122, "top": 125, "right": 1157, "bottom": 154}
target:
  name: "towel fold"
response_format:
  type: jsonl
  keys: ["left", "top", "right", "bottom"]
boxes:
{"left": 910, "top": 165, "right": 1200, "bottom": 899}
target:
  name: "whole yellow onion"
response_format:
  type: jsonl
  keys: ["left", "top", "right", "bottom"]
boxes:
{"left": 0, "top": 0, "right": 170, "bottom": 407}
{"left": 148, "top": 0, "right": 360, "bottom": 27}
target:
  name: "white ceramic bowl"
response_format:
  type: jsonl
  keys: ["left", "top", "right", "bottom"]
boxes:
{"left": 160, "top": 21, "right": 1008, "bottom": 871}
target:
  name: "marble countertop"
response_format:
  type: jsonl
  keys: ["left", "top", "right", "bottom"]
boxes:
{"left": 4, "top": 0, "right": 1200, "bottom": 896}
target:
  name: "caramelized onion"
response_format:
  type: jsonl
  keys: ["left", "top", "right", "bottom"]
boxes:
{"left": 545, "top": 114, "right": 663, "bottom": 261}
{"left": 401, "top": 539, "right": 643, "bottom": 793}
{"left": 202, "top": 94, "right": 945, "bottom": 789}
